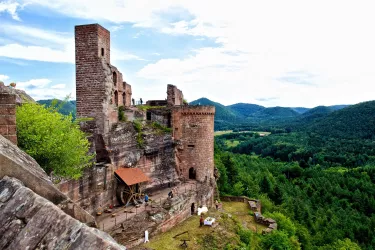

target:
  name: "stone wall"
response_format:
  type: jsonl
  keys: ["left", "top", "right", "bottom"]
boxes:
{"left": 167, "top": 84, "right": 184, "bottom": 106}
{"left": 123, "top": 82, "right": 132, "bottom": 107}
{"left": 146, "top": 100, "right": 168, "bottom": 106}
{"left": 57, "top": 163, "right": 117, "bottom": 215}
{"left": 172, "top": 106, "right": 215, "bottom": 183}
{"left": 0, "top": 93, "right": 17, "bottom": 144}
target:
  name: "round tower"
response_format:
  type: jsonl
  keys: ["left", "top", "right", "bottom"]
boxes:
{"left": 172, "top": 106, "right": 215, "bottom": 183}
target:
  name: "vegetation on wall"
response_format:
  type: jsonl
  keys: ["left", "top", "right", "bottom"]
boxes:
{"left": 16, "top": 102, "right": 94, "bottom": 179}
{"left": 118, "top": 106, "right": 126, "bottom": 121}
{"left": 133, "top": 120, "right": 144, "bottom": 148}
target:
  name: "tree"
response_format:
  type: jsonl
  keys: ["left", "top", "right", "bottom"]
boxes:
{"left": 16, "top": 102, "right": 94, "bottom": 179}
{"left": 261, "top": 230, "right": 300, "bottom": 250}
{"left": 233, "top": 182, "right": 245, "bottom": 196}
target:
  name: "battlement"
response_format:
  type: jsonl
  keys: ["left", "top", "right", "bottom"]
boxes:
{"left": 177, "top": 106, "right": 215, "bottom": 115}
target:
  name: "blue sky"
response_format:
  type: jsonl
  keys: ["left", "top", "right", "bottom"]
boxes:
{"left": 1, "top": 0, "right": 375, "bottom": 107}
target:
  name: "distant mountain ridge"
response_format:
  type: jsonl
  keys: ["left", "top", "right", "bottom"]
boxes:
{"left": 190, "top": 97, "right": 349, "bottom": 126}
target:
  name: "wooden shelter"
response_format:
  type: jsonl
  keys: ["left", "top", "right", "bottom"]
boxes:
{"left": 115, "top": 168, "right": 150, "bottom": 206}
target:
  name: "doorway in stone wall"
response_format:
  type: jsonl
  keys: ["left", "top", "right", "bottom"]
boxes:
{"left": 189, "top": 167, "right": 196, "bottom": 179}
{"left": 191, "top": 203, "right": 195, "bottom": 215}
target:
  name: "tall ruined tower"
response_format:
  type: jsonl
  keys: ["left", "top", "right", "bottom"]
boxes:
{"left": 75, "top": 24, "right": 131, "bottom": 135}
{"left": 172, "top": 106, "right": 216, "bottom": 184}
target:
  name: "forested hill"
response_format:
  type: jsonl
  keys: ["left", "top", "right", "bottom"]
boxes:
{"left": 37, "top": 100, "right": 76, "bottom": 119}
{"left": 190, "top": 98, "right": 238, "bottom": 121}
{"left": 227, "top": 103, "right": 265, "bottom": 117}
{"left": 190, "top": 97, "right": 350, "bottom": 131}
{"left": 308, "top": 100, "right": 375, "bottom": 139}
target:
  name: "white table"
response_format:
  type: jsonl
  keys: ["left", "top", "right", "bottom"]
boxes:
{"left": 204, "top": 217, "right": 215, "bottom": 226}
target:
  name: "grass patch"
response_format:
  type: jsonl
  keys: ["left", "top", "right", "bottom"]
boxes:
{"left": 136, "top": 202, "right": 266, "bottom": 250}
{"left": 225, "top": 140, "right": 240, "bottom": 148}
{"left": 137, "top": 105, "right": 165, "bottom": 111}
{"left": 214, "top": 130, "right": 233, "bottom": 136}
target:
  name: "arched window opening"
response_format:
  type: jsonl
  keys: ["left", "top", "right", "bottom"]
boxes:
{"left": 101, "top": 48, "right": 104, "bottom": 57}
{"left": 189, "top": 167, "right": 196, "bottom": 180}
{"left": 122, "top": 92, "right": 126, "bottom": 106}
{"left": 114, "top": 90, "right": 118, "bottom": 107}
{"left": 113, "top": 71, "right": 117, "bottom": 86}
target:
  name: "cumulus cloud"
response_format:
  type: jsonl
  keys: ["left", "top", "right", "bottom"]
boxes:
{"left": 0, "top": 1, "right": 21, "bottom": 20}
{"left": 0, "top": 74, "right": 10, "bottom": 82}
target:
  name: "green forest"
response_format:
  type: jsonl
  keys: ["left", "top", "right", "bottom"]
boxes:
{"left": 214, "top": 101, "right": 375, "bottom": 249}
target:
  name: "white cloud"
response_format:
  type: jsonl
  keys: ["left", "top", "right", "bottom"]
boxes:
{"left": 16, "top": 78, "right": 72, "bottom": 100}
{"left": 109, "top": 25, "right": 124, "bottom": 32}
{"left": 0, "top": 74, "right": 10, "bottom": 82}
{"left": 112, "top": 49, "right": 145, "bottom": 62}
{"left": 0, "top": 1, "right": 21, "bottom": 20}
{"left": 51, "top": 84, "right": 66, "bottom": 89}
{"left": 17, "top": 78, "right": 52, "bottom": 89}
{"left": 0, "top": 22, "right": 143, "bottom": 63}
{"left": 0, "top": 44, "right": 73, "bottom": 63}
{"left": 11, "top": 0, "right": 375, "bottom": 106}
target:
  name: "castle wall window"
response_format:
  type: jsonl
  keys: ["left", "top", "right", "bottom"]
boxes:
{"left": 101, "top": 48, "right": 104, "bottom": 57}
{"left": 113, "top": 71, "right": 117, "bottom": 86}
{"left": 189, "top": 167, "right": 196, "bottom": 179}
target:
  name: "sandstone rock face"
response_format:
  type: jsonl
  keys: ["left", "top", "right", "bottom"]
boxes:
{"left": 0, "top": 176, "right": 126, "bottom": 250}
{"left": 0, "top": 135, "right": 95, "bottom": 226}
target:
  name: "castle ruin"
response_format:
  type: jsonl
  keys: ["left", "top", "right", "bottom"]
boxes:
{"left": 0, "top": 23, "right": 216, "bottom": 249}
{"left": 67, "top": 23, "right": 216, "bottom": 247}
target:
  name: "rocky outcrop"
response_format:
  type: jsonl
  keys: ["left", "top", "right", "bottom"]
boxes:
{"left": 0, "top": 82, "right": 34, "bottom": 104}
{"left": 0, "top": 176, "right": 126, "bottom": 250}
{"left": 0, "top": 135, "right": 95, "bottom": 226}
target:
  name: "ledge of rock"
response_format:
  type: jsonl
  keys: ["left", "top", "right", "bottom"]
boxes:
{"left": 0, "top": 176, "right": 126, "bottom": 250}
{"left": 0, "top": 135, "right": 95, "bottom": 226}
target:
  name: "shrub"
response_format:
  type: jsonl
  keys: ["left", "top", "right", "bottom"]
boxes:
{"left": 16, "top": 102, "right": 94, "bottom": 179}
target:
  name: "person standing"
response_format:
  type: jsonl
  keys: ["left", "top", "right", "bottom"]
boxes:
{"left": 200, "top": 215, "right": 204, "bottom": 227}
{"left": 144, "top": 194, "right": 149, "bottom": 206}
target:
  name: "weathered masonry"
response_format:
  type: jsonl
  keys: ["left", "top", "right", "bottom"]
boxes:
{"left": 0, "top": 83, "right": 17, "bottom": 145}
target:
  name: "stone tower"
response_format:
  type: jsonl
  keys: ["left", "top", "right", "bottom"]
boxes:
{"left": 172, "top": 106, "right": 216, "bottom": 184}
{"left": 75, "top": 24, "right": 131, "bottom": 135}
